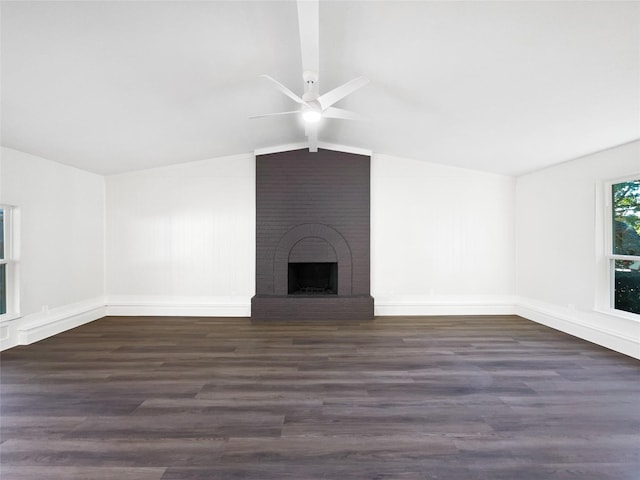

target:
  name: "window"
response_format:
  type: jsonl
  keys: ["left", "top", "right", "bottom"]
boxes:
{"left": 0, "top": 205, "right": 17, "bottom": 318}
{"left": 609, "top": 179, "right": 640, "bottom": 315}
{"left": 1, "top": 207, "right": 6, "bottom": 315}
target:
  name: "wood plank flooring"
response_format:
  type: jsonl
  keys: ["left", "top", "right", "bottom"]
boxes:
{"left": 1, "top": 315, "right": 639, "bottom": 479}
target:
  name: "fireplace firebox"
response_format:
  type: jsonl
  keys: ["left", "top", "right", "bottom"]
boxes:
{"left": 288, "top": 262, "right": 338, "bottom": 295}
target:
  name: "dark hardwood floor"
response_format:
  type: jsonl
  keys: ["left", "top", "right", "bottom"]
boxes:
{"left": 1, "top": 315, "right": 639, "bottom": 479}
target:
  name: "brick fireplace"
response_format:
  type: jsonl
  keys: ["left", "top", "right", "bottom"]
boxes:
{"left": 251, "top": 148, "right": 374, "bottom": 319}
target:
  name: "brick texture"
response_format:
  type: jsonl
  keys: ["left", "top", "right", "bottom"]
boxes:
{"left": 251, "top": 148, "right": 374, "bottom": 320}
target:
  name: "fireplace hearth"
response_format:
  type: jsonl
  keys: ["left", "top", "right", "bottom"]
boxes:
{"left": 251, "top": 148, "right": 374, "bottom": 320}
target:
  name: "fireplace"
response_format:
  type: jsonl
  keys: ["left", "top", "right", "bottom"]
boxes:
{"left": 251, "top": 148, "right": 374, "bottom": 319}
{"left": 288, "top": 262, "right": 338, "bottom": 295}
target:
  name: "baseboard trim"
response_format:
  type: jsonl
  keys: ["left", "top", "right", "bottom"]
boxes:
{"left": 3, "top": 295, "right": 638, "bottom": 359}
{"left": 515, "top": 298, "right": 640, "bottom": 360}
{"left": 105, "top": 296, "right": 251, "bottom": 317}
{"left": 374, "top": 295, "right": 516, "bottom": 316}
{"left": 0, "top": 297, "right": 106, "bottom": 351}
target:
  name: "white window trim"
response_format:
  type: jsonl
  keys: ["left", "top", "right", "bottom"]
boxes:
{"left": 600, "top": 175, "right": 640, "bottom": 319}
{"left": 0, "top": 205, "right": 20, "bottom": 322}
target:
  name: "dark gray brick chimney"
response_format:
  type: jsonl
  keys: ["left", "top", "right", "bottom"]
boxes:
{"left": 251, "top": 148, "right": 374, "bottom": 319}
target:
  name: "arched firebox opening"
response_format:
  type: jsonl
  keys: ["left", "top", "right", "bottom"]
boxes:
{"left": 273, "top": 224, "right": 352, "bottom": 296}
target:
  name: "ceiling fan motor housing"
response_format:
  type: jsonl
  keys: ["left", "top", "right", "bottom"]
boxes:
{"left": 303, "top": 70, "right": 319, "bottom": 100}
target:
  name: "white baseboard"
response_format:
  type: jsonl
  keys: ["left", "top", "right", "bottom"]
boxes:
{"left": 105, "top": 295, "right": 251, "bottom": 317}
{"left": 0, "top": 320, "right": 20, "bottom": 351}
{"left": 375, "top": 295, "right": 639, "bottom": 359}
{"left": 516, "top": 297, "right": 640, "bottom": 360}
{"left": 0, "top": 297, "right": 106, "bottom": 351}
{"left": 3, "top": 295, "right": 638, "bottom": 360}
{"left": 374, "top": 295, "right": 517, "bottom": 316}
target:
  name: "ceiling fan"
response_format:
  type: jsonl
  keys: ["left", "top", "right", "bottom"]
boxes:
{"left": 250, "top": 0, "right": 368, "bottom": 152}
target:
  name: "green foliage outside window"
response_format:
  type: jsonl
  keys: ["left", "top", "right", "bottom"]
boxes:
{"left": 612, "top": 180, "right": 640, "bottom": 315}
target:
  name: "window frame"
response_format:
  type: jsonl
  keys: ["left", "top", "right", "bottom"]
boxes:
{"left": 0, "top": 205, "right": 19, "bottom": 321}
{"left": 603, "top": 176, "right": 640, "bottom": 318}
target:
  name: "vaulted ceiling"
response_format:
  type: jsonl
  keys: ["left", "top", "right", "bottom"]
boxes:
{"left": 1, "top": 1, "right": 638, "bottom": 176}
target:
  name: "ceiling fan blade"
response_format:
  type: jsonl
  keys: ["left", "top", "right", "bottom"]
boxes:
{"left": 297, "top": 0, "right": 319, "bottom": 76}
{"left": 305, "top": 122, "right": 318, "bottom": 152}
{"left": 260, "top": 75, "right": 307, "bottom": 105}
{"left": 322, "top": 107, "right": 366, "bottom": 121}
{"left": 317, "top": 76, "right": 369, "bottom": 110}
{"left": 249, "top": 110, "right": 300, "bottom": 119}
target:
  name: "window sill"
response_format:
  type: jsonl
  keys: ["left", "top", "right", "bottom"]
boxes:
{"left": 0, "top": 313, "right": 22, "bottom": 324}
{"left": 593, "top": 307, "right": 640, "bottom": 323}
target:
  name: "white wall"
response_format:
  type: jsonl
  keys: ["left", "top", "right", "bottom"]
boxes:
{"left": 3, "top": 143, "right": 637, "bottom": 359}
{"left": 372, "top": 154, "right": 516, "bottom": 315}
{"left": 104, "top": 151, "right": 516, "bottom": 317}
{"left": 105, "top": 154, "right": 255, "bottom": 316}
{"left": 516, "top": 140, "right": 640, "bottom": 358}
{"left": 0, "top": 147, "right": 106, "bottom": 349}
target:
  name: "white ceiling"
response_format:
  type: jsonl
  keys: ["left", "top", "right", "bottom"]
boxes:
{"left": 2, "top": 1, "right": 638, "bottom": 176}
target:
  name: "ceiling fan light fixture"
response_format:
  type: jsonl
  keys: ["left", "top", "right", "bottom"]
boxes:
{"left": 302, "top": 109, "right": 321, "bottom": 123}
